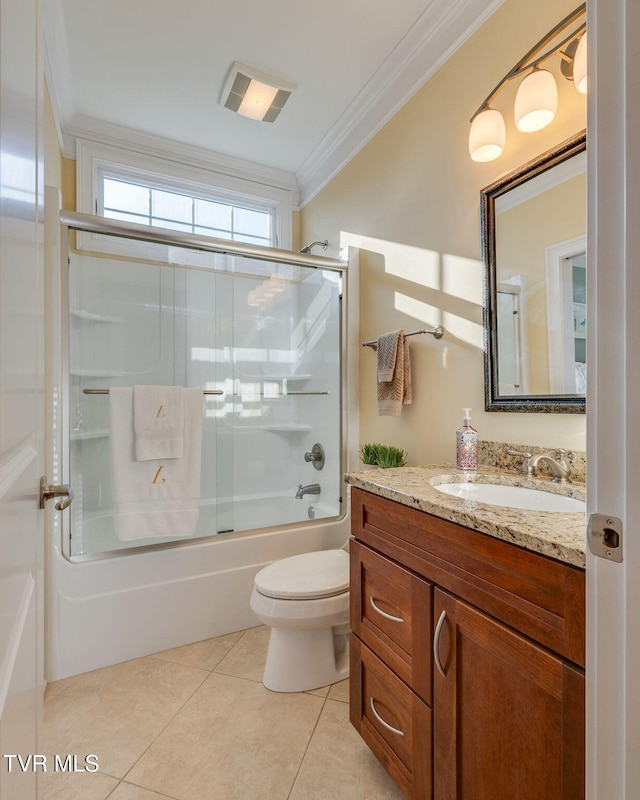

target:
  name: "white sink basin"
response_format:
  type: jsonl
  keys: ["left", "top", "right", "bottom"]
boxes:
{"left": 433, "top": 482, "right": 585, "bottom": 512}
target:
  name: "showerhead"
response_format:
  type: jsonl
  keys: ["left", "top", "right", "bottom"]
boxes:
{"left": 299, "top": 239, "right": 328, "bottom": 254}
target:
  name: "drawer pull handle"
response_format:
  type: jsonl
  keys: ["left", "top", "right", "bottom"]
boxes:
{"left": 370, "top": 596, "right": 404, "bottom": 623}
{"left": 433, "top": 609, "right": 447, "bottom": 678}
{"left": 369, "top": 697, "right": 405, "bottom": 737}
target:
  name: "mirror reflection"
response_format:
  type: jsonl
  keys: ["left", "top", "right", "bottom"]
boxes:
{"left": 482, "top": 132, "right": 586, "bottom": 413}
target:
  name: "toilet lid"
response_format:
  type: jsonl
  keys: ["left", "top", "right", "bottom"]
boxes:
{"left": 255, "top": 549, "right": 349, "bottom": 600}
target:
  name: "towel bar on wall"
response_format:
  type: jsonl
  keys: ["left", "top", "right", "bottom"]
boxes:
{"left": 362, "top": 326, "right": 445, "bottom": 349}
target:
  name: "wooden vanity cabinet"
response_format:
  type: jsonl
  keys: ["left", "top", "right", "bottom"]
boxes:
{"left": 349, "top": 487, "right": 585, "bottom": 800}
{"left": 350, "top": 538, "right": 433, "bottom": 799}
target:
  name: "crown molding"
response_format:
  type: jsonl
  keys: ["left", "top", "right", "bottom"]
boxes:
{"left": 63, "top": 115, "right": 300, "bottom": 203}
{"left": 42, "top": 0, "right": 504, "bottom": 209}
{"left": 295, "top": 0, "right": 505, "bottom": 207}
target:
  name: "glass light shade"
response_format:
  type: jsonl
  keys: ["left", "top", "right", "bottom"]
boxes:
{"left": 237, "top": 79, "right": 280, "bottom": 121}
{"left": 514, "top": 69, "right": 558, "bottom": 132}
{"left": 574, "top": 33, "right": 587, "bottom": 94}
{"left": 468, "top": 109, "right": 506, "bottom": 162}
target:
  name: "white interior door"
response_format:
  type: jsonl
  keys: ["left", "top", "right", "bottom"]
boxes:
{"left": 588, "top": 0, "right": 640, "bottom": 796}
{"left": 0, "top": 0, "right": 44, "bottom": 797}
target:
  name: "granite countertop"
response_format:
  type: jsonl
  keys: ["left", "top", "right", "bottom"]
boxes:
{"left": 344, "top": 464, "right": 587, "bottom": 569}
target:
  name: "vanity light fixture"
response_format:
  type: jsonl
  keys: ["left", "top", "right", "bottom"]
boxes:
{"left": 573, "top": 32, "right": 588, "bottom": 94}
{"left": 469, "top": 3, "right": 586, "bottom": 162}
{"left": 220, "top": 61, "right": 296, "bottom": 122}
{"left": 514, "top": 67, "right": 558, "bottom": 132}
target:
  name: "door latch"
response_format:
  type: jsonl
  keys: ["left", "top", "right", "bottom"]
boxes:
{"left": 588, "top": 513, "right": 623, "bottom": 562}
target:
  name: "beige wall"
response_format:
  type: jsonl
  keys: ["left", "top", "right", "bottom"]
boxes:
{"left": 292, "top": 209, "right": 301, "bottom": 252}
{"left": 300, "top": 0, "right": 587, "bottom": 465}
{"left": 61, "top": 156, "right": 76, "bottom": 209}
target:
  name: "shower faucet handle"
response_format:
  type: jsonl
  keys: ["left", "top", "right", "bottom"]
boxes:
{"left": 303, "top": 443, "right": 325, "bottom": 470}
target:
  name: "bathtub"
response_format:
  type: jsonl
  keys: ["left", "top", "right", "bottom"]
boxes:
{"left": 47, "top": 501, "right": 350, "bottom": 681}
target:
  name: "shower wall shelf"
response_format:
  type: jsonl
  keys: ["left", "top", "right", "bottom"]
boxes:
{"left": 70, "top": 309, "right": 123, "bottom": 324}
{"left": 223, "top": 420, "right": 312, "bottom": 432}
{"left": 237, "top": 373, "right": 312, "bottom": 381}
{"left": 263, "top": 423, "right": 312, "bottom": 432}
{"left": 72, "top": 369, "right": 125, "bottom": 378}
{"left": 239, "top": 423, "right": 312, "bottom": 433}
{"left": 70, "top": 429, "right": 110, "bottom": 441}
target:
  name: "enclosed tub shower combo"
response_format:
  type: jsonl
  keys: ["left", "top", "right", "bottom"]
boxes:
{"left": 46, "top": 209, "right": 352, "bottom": 681}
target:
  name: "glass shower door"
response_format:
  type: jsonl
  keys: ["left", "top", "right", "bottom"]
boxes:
{"left": 65, "top": 230, "right": 343, "bottom": 559}
{"left": 67, "top": 239, "right": 224, "bottom": 556}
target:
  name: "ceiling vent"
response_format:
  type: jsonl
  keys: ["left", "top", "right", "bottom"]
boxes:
{"left": 220, "top": 62, "right": 296, "bottom": 123}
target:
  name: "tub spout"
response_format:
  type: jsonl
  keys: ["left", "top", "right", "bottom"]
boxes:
{"left": 295, "top": 483, "right": 321, "bottom": 499}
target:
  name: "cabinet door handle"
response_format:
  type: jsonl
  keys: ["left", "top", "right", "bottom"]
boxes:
{"left": 433, "top": 609, "right": 447, "bottom": 678}
{"left": 369, "top": 697, "right": 405, "bottom": 737}
{"left": 369, "top": 596, "right": 404, "bottom": 623}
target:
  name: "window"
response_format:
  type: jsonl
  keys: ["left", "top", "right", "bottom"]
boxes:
{"left": 101, "top": 176, "right": 273, "bottom": 247}
{"left": 76, "top": 139, "right": 295, "bottom": 251}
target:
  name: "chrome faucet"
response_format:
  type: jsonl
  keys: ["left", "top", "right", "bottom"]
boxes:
{"left": 295, "top": 483, "right": 321, "bottom": 499}
{"left": 522, "top": 448, "right": 571, "bottom": 483}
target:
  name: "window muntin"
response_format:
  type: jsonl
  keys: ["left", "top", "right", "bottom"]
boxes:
{"left": 101, "top": 176, "right": 273, "bottom": 247}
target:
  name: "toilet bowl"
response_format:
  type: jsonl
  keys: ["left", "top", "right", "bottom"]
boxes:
{"left": 249, "top": 549, "right": 350, "bottom": 692}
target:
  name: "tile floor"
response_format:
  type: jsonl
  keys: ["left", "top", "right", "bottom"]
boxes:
{"left": 44, "top": 626, "right": 404, "bottom": 800}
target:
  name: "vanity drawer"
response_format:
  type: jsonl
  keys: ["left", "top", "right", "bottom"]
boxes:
{"left": 351, "top": 487, "right": 586, "bottom": 667}
{"left": 350, "top": 636, "right": 432, "bottom": 800}
{"left": 350, "top": 539, "right": 432, "bottom": 704}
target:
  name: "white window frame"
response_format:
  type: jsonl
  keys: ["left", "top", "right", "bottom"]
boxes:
{"left": 75, "top": 139, "right": 293, "bottom": 254}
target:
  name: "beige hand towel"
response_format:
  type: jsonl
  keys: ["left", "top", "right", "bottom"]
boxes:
{"left": 377, "top": 330, "right": 412, "bottom": 416}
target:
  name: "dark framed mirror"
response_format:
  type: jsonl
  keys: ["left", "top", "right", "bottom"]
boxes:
{"left": 482, "top": 131, "right": 586, "bottom": 413}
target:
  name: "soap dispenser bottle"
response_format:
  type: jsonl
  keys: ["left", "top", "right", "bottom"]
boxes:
{"left": 456, "top": 408, "right": 478, "bottom": 472}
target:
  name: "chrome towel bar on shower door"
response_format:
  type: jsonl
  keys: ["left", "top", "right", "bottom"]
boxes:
{"left": 82, "top": 388, "right": 224, "bottom": 395}
{"left": 82, "top": 389, "right": 330, "bottom": 396}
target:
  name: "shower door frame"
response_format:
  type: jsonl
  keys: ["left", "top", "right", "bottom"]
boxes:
{"left": 58, "top": 210, "right": 350, "bottom": 562}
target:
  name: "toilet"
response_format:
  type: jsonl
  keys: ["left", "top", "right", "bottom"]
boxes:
{"left": 249, "top": 549, "right": 350, "bottom": 692}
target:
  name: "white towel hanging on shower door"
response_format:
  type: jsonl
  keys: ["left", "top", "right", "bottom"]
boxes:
{"left": 109, "top": 387, "right": 203, "bottom": 540}
{"left": 133, "top": 384, "right": 185, "bottom": 461}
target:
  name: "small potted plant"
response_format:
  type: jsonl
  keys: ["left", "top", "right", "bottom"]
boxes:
{"left": 376, "top": 444, "right": 408, "bottom": 469}
{"left": 359, "top": 442, "right": 408, "bottom": 470}
{"left": 359, "top": 442, "right": 382, "bottom": 470}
